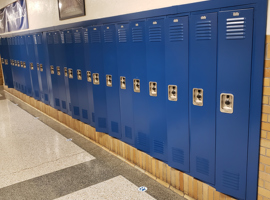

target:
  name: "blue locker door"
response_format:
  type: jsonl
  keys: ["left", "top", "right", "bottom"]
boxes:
{"left": 189, "top": 12, "right": 217, "bottom": 184}
{"left": 33, "top": 34, "right": 43, "bottom": 100}
{"left": 53, "top": 31, "right": 68, "bottom": 114}
{"left": 146, "top": 17, "right": 167, "bottom": 162}
{"left": 46, "top": 32, "right": 59, "bottom": 110}
{"left": 89, "top": 26, "right": 108, "bottom": 133}
{"left": 83, "top": 28, "right": 95, "bottom": 127}
{"left": 117, "top": 22, "right": 135, "bottom": 146}
{"left": 216, "top": 9, "right": 254, "bottom": 199}
{"left": 130, "top": 20, "right": 150, "bottom": 153}
{"left": 12, "top": 37, "right": 20, "bottom": 92}
{"left": 35, "top": 33, "right": 50, "bottom": 105}
{"left": 2, "top": 38, "right": 13, "bottom": 88}
{"left": 21, "top": 36, "right": 33, "bottom": 97}
{"left": 165, "top": 15, "right": 189, "bottom": 172}
{"left": 102, "top": 24, "right": 122, "bottom": 139}
{"left": 60, "top": 31, "right": 72, "bottom": 116}
{"left": 26, "top": 35, "right": 41, "bottom": 101}
{"left": 64, "top": 30, "right": 80, "bottom": 120}
{"left": 73, "top": 28, "right": 91, "bottom": 124}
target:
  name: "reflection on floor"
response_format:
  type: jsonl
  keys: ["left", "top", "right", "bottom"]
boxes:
{"left": 0, "top": 87, "right": 186, "bottom": 200}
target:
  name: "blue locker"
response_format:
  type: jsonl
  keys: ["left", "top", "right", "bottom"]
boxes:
{"left": 60, "top": 31, "right": 72, "bottom": 116}
{"left": 146, "top": 17, "right": 167, "bottom": 162}
{"left": 46, "top": 32, "right": 59, "bottom": 110}
{"left": 9, "top": 37, "right": 19, "bottom": 92}
{"left": 165, "top": 15, "right": 189, "bottom": 172}
{"left": 64, "top": 29, "right": 81, "bottom": 120}
{"left": 189, "top": 12, "right": 217, "bottom": 184}
{"left": 1, "top": 38, "right": 14, "bottom": 88}
{"left": 20, "top": 36, "right": 31, "bottom": 96}
{"left": 34, "top": 33, "right": 50, "bottom": 105}
{"left": 88, "top": 26, "right": 108, "bottom": 133}
{"left": 130, "top": 20, "right": 150, "bottom": 153}
{"left": 82, "top": 28, "right": 95, "bottom": 127}
{"left": 53, "top": 31, "right": 68, "bottom": 114}
{"left": 102, "top": 24, "right": 122, "bottom": 139}
{"left": 26, "top": 35, "right": 41, "bottom": 101}
{"left": 72, "top": 28, "right": 91, "bottom": 124}
{"left": 216, "top": 9, "right": 254, "bottom": 199}
{"left": 117, "top": 22, "right": 135, "bottom": 146}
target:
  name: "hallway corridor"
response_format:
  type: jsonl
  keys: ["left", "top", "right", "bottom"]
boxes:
{"left": 0, "top": 87, "right": 185, "bottom": 200}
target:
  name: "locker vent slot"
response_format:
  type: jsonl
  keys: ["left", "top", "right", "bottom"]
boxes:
{"left": 111, "top": 121, "right": 119, "bottom": 133}
{"left": 53, "top": 34, "right": 60, "bottom": 44}
{"left": 98, "top": 117, "right": 107, "bottom": 128}
{"left": 118, "top": 29, "right": 127, "bottom": 43}
{"left": 27, "top": 36, "right": 32, "bottom": 44}
{"left": 138, "top": 132, "right": 149, "bottom": 148}
{"left": 62, "top": 101, "right": 66, "bottom": 109}
{"left": 74, "top": 106, "right": 80, "bottom": 116}
{"left": 74, "top": 31, "right": 82, "bottom": 43}
{"left": 61, "top": 32, "right": 65, "bottom": 44}
{"left": 91, "top": 31, "right": 101, "bottom": 43}
{"left": 169, "top": 24, "right": 184, "bottom": 42}
{"left": 65, "top": 33, "right": 73, "bottom": 44}
{"left": 125, "top": 126, "right": 132, "bottom": 139}
{"left": 149, "top": 26, "right": 162, "bottom": 42}
{"left": 44, "top": 94, "right": 49, "bottom": 101}
{"left": 222, "top": 171, "right": 240, "bottom": 190}
{"left": 104, "top": 30, "right": 113, "bottom": 43}
{"left": 132, "top": 27, "right": 143, "bottom": 42}
{"left": 196, "top": 21, "right": 212, "bottom": 40}
{"left": 154, "top": 140, "right": 164, "bottom": 154}
{"left": 82, "top": 109, "right": 88, "bottom": 119}
{"left": 196, "top": 157, "right": 209, "bottom": 176}
{"left": 47, "top": 35, "right": 53, "bottom": 44}
{"left": 84, "top": 31, "right": 89, "bottom": 43}
{"left": 55, "top": 98, "right": 60, "bottom": 107}
{"left": 37, "top": 36, "right": 42, "bottom": 44}
{"left": 35, "top": 91, "right": 39, "bottom": 98}
{"left": 172, "top": 148, "right": 184, "bottom": 164}
{"left": 92, "top": 113, "right": 95, "bottom": 123}
{"left": 226, "top": 17, "right": 246, "bottom": 40}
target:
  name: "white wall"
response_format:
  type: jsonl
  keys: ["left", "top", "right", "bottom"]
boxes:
{"left": 1, "top": 0, "right": 270, "bottom": 35}
{"left": 0, "top": 0, "right": 205, "bottom": 35}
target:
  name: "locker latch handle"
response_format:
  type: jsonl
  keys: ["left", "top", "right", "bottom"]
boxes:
{"left": 68, "top": 68, "right": 73, "bottom": 79}
{"left": 220, "top": 93, "right": 234, "bottom": 114}
{"left": 193, "top": 88, "right": 203, "bottom": 106}
{"left": 30, "top": 63, "right": 34, "bottom": 70}
{"left": 57, "top": 66, "right": 61, "bottom": 76}
{"left": 77, "top": 69, "right": 82, "bottom": 80}
{"left": 106, "top": 75, "right": 112, "bottom": 87}
{"left": 64, "top": 67, "right": 68, "bottom": 77}
{"left": 168, "top": 85, "right": 177, "bottom": 101}
{"left": 93, "top": 73, "right": 100, "bottom": 85}
{"left": 40, "top": 64, "right": 43, "bottom": 72}
{"left": 87, "top": 71, "right": 92, "bottom": 82}
{"left": 133, "top": 79, "right": 140, "bottom": 93}
{"left": 120, "top": 76, "right": 126, "bottom": 89}
{"left": 149, "top": 82, "right": 157, "bottom": 97}
{"left": 50, "top": 65, "right": 54, "bottom": 74}
{"left": 37, "top": 63, "right": 40, "bottom": 71}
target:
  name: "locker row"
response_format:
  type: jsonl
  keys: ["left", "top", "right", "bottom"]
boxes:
{"left": 0, "top": 8, "right": 254, "bottom": 200}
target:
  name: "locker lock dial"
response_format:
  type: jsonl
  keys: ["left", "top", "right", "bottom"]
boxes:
{"left": 50, "top": 66, "right": 54, "bottom": 74}
{"left": 93, "top": 73, "right": 100, "bottom": 85}
{"left": 87, "top": 71, "right": 92, "bottom": 82}
{"left": 64, "top": 67, "right": 67, "bottom": 77}
{"left": 149, "top": 82, "right": 157, "bottom": 97}
{"left": 68, "top": 68, "right": 73, "bottom": 79}
{"left": 120, "top": 76, "right": 126, "bottom": 89}
{"left": 106, "top": 75, "right": 112, "bottom": 87}
{"left": 30, "top": 63, "right": 34, "bottom": 70}
{"left": 133, "top": 79, "right": 140, "bottom": 93}
{"left": 57, "top": 66, "right": 61, "bottom": 76}
{"left": 168, "top": 85, "right": 177, "bottom": 101}
{"left": 193, "top": 88, "right": 203, "bottom": 106}
{"left": 77, "top": 69, "right": 82, "bottom": 80}
{"left": 220, "top": 93, "right": 234, "bottom": 114}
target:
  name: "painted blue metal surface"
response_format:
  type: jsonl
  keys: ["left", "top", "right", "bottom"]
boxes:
{"left": 82, "top": 28, "right": 95, "bottom": 127}
{"left": 189, "top": 12, "right": 217, "bottom": 184}
{"left": 216, "top": 9, "right": 254, "bottom": 200}
{"left": 64, "top": 29, "right": 81, "bottom": 120}
{"left": 72, "top": 28, "right": 91, "bottom": 124}
{"left": 102, "top": 24, "right": 122, "bottom": 139}
{"left": 146, "top": 17, "right": 167, "bottom": 162}
{"left": 34, "top": 33, "right": 50, "bottom": 105}
{"left": 130, "top": 19, "right": 150, "bottom": 153}
{"left": 26, "top": 34, "right": 41, "bottom": 101}
{"left": 1, "top": 38, "right": 14, "bottom": 88}
{"left": 20, "top": 36, "right": 33, "bottom": 97}
{"left": 117, "top": 22, "right": 135, "bottom": 146}
{"left": 165, "top": 14, "right": 189, "bottom": 172}
{"left": 88, "top": 25, "right": 108, "bottom": 133}
{"left": 46, "top": 32, "right": 59, "bottom": 110}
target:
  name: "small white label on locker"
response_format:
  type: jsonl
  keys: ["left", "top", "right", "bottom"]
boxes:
{"left": 201, "top": 16, "right": 206, "bottom": 20}
{"left": 173, "top": 19, "right": 178, "bottom": 23}
{"left": 233, "top": 12, "right": 240, "bottom": 17}
{"left": 135, "top": 23, "right": 139, "bottom": 26}
{"left": 153, "top": 21, "right": 157, "bottom": 25}
{"left": 94, "top": 28, "right": 96, "bottom": 30}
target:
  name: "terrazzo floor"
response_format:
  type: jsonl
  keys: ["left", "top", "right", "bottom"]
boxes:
{"left": 0, "top": 86, "right": 186, "bottom": 200}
